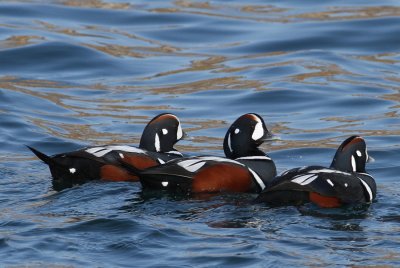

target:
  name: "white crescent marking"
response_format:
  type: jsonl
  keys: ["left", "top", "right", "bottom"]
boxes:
{"left": 357, "top": 176, "right": 373, "bottom": 202}
{"left": 248, "top": 168, "right": 266, "bottom": 190}
{"left": 69, "top": 168, "right": 76, "bottom": 174}
{"left": 227, "top": 133, "right": 233, "bottom": 152}
{"left": 162, "top": 181, "right": 168, "bottom": 187}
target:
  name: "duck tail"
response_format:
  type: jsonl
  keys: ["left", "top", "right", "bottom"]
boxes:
{"left": 26, "top": 146, "right": 54, "bottom": 166}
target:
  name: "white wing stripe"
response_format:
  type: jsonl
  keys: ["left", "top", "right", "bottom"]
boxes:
{"left": 236, "top": 156, "right": 272, "bottom": 161}
{"left": 308, "top": 169, "right": 350, "bottom": 175}
{"left": 106, "top": 145, "right": 145, "bottom": 153}
{"left": 185, "top": 162, "right": 206, "bottom": 172}
{"left": 178, "top": 159, "right": 203, "bottom": 168}
{"left": 85, "top": 145, "right": 146, "bottom": 157}
{"left": 166, "top": 151, "right": 183, "bottom": 156}
{"left": 291, "top": 174, "right": 315, "bottom": 184}
{"left": 300, "top": 175, "right": 318, "bottom": 185}
{"left": 90, "top": 149, "right": 112, "bottom": 157}
{"left": 85, "top": 147, "right": 106, "bottom": 154}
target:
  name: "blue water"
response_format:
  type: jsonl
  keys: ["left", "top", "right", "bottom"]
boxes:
{"left": 1, "top": 0, "right": 399, "bottom": 266}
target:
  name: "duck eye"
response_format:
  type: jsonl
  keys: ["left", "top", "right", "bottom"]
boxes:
{"left": 162, "top": 128, "right": 168, "bottom": 135}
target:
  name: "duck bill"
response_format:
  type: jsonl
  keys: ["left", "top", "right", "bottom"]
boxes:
{"left": 261, "top": 131, "right": 274, "bottom": 141}
{"left": 367, "top": 155, "right": 375, "bottom": 163}
{"left": 181, "top": 131, "right": 189, "bottom": 140}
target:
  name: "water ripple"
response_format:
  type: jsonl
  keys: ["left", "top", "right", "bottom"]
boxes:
{"left": 0, "top": 0, "right": 399, "bottom": 266}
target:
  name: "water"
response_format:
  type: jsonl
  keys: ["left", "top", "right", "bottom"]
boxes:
{"left": 0, "top": 0, "right": 399, "bottom": 266}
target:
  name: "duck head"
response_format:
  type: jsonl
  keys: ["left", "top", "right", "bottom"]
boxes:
{"left": 223, "top": 113, "right": 271, "bottom": 159}
{"left": 330, "top": 136, "right": 370, "bottom": 173}
{"left": 139, "top": 113, "right": 185, "bottom": 153}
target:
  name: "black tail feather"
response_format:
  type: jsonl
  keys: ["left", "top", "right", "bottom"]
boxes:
{"left": 26, "top": 146, "right": 53, "bottom": 166}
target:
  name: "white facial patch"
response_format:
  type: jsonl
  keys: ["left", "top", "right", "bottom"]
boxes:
{"left": 69, "top": 168, "right": 76, "bottom": 174}
{"left": 252, "top": 117, "right": 264, "bottom": 141}
{"left": 155, "top": 133, "right": 161, "bottom": 152}
{"left": 177, "top": 122, "right": 183, "bottom": 140}
{"left": 344, "top": 183, "right": 348, "bottom": 187}
{"left": 234, "top": 128, "right": 240, "bottom": 134}
{"left": 356, "top": 150, "right": 362, "bottom": 157}
{"left": 162, "top": 128, "right": 168, "bottom": 135}
{"left": 162, "top": 181, "right": 169, "bottom": 187}
{"left": 351, "top": 155, "right": 356, "bottom": 172}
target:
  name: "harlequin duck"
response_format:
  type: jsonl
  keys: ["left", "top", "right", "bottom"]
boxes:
{"left": 28, "top": 113, "right": 185, "bottom": 190}
{"left": 124, "top": 113, "right": 277, "bottom": 194}
{"left": 254, "top": 136, "right": 376, "bottom": 208}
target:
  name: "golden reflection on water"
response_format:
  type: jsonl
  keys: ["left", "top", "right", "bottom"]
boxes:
{"left": 0, "top": 35, "right": 45, "bottom": 49}
{"left": 1, "top": 1, "right": 399, "bottom": 159}
{"left": 149, "top": 2, "right": 400, "bottom": 23}
{"left": 62, "top": 0, "right": 131, "bottom": 10}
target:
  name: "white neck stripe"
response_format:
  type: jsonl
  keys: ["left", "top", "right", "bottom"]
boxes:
{"left": 155, "top": 133, "right": 161, "bottom": 152}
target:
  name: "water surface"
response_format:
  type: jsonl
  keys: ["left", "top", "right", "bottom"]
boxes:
{"left": 0, "top": 0, "right": 399, "bottom": 266}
